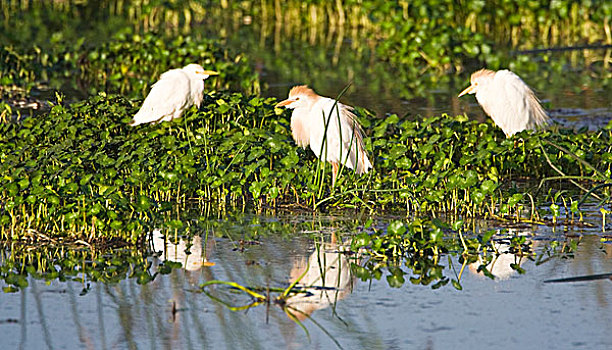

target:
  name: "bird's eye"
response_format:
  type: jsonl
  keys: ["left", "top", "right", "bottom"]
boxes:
{"left": 295, "top": 97, "right": 300, "bottom": 101}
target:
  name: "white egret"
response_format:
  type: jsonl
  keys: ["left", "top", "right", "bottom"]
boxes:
{"left": 458, "top": 68, "right": 550, "bottom": 137}
{"left": 275, "top": 85, "right": 372, "bottom": 185}
{"left": 130, "top": 63, "right": 218, "bottom": 126}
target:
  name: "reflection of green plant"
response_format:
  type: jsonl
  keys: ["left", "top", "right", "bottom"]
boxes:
{"left": 351, "top": 219, "right": 582, "bottom": 289}
{"left": 0, "top": 242, "right": 157, "bottom": 292}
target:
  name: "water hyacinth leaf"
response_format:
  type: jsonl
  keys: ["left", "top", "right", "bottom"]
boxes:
{"left": 386, "top": 268, "right": 406, "bottom": 288}
{"left": 371, "top": 237, "right": 383, "bottom": 251}
{"left": 479, "top": 230, "right": 495, "bottom": 244}
{"left": 166, "top": 220, "right": 184, "bottom": 229}
{"left": 110, "top": 220, "right": 124, "bottom": 230}
{"left": 570, "top": 200, "right": 579, "bottom": 214}
{"left": 446, "top": 174, "right": 460, "bottom": 189}
{"left": 463, "top": 170, "right": 478, "bottom": 188}
{"left": 387, "top": 221, "right": 406, "bottom": 235}
{"left": 430, "top": 228, "right": 443, "bottom": 243}
{"left": 395, "top": 157, "right": 412, "bottom": 169}
{"left": 472, "top": 190, "right": 485, "bottom": 205}
{"left": 508, "top": 193, "right": 524, "bottom": 207}
{"left": 480, "top": 179, "right": 497, "bottom": 193}
{"left": 451, "top": 220, "right": 464, "bottom": 231}
{"left": 351, "top": 263, "right": 371, "bottom": 281}
{"left": 351, "top": 233, "right": 371, "bottom": 250}
{"left": 389, "top": 145, "right": 407, "bottom": 159}
{"left": 432, "top": 278, "right": 449, "bottom": 289}
{"left": 137, "top": 273, "right": 155, "bottom": 285}
{"left": 6, "top": 273, "right": 29, "bottom": 289}
{"left": 267, "top": 186, "right": 279, "bottom": 199}
{"left": 550, "top": 203, "right": 560, "bottom": 217}
{"left": 136, "top": 195, "right": 151, "bottom": 211}
{"left": 18, "top": 178, "right": 30, "bottom": 189}
{"left": 432, "top": 218, "right": 449, "bottom": 230}
{"left": 47, "top": 196, "right": 60, "bottom": 205}
{"left": 3, "top": 286, "right": 20, "bottom": 293}
{"left": 451, "top": 279, "right": 463, "bottom": 290}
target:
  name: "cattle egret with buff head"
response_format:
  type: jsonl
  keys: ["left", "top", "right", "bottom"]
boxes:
{"left": 276, "top": 85, "right": 372, "bottom": 186}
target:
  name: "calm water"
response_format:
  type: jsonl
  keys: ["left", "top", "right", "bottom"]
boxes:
{"left": 3, "top": 6, "right": 612, "bottom": 350}
{"left": 1, "top": 213, "right": 611, "bottom": 350}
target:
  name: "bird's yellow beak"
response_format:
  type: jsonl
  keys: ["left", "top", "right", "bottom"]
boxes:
{"left": 275, "top": 99, "right": 294, "bottom": 108}
{"left": 458, "top": 84, "right": 475, "bottom": 97}
{"left": 202, "top": 70, "right": 219, "bottom": 76}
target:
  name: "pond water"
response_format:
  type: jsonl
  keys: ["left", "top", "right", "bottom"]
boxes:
{"left": 1, "top": 212, "right": 611, "bottom": 350}
{"left": 2, "top": 3, "right": 612, "bottom": 350}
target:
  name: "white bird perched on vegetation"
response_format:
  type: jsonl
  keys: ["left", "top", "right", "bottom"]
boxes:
{"left": 458, "top": 68, "right": 550, "bottom": 137}
{"left": 275, "top": 85, "right": 372, "bottom": 185}
{"left": 130, "top": 63, "right": 218, "bottom": 126}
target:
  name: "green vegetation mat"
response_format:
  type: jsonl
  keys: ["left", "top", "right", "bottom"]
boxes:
{"left": 2, "top": 85, "right": 611, "bottom": 244}
{"left": 1, "top": 1, "right": 610, "bottom": 292}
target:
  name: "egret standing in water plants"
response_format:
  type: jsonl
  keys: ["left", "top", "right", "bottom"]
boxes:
{"left": 276, "top": 85, "right": 372, "bottom": 186}
{"left": 458, "top": 69, "right": 550, "bottom": 137}
{"left": 130, "top": 63, "right": 218, "bottom": 126}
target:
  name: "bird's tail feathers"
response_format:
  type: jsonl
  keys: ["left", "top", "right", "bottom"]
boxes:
{"left": 129, "top": 112, "right": 144, "bottom": 126}
{"left": 341, "top": 144, "right": 372, "bottom": 175}
{"left": 528, "top": 92, "right": 551, "bottom": 128}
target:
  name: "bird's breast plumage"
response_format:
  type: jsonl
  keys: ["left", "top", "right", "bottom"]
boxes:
{"left": 291, "top": 107, "right": 311, "bottom": 148}
{"left": 189, "top": 77, "right": 205, "bottom": 108}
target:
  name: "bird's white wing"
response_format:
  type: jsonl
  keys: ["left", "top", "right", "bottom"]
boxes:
{"left": 310, "top": 98, "right": 372, "bottom": 174}
{"left": 498, "top": 70, "right": 550, "bottom": 130}
{"left": 131, "top": 69, "right": 191, "bottom": 126}
{"left": 486, "top": 70, "right": 549, "bottom": 137}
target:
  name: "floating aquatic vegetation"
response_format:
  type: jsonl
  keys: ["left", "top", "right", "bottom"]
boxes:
{"left": 0, "top": 208, "right": 588, "bottom": 298}
{"left": 1, "top": 89, "right": 612, "bottom": 244}
{"left": 1, "top": 33, "right": 260, "bottom": 101}
{"left": 2, "top": 1, "right": 610, "bottom": 141}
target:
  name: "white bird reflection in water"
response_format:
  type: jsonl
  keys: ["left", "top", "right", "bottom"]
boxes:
{"left": 469, "top": 244, "right": 526, "bottom": 280}
{"left": 286, "top": 238, "right": 354, "bottom": 321}
{"left": 469, "top": 229, "right": 533, "bottom": 280}
{"left": 150, "top": 228, "right": 214, "bottom": 271}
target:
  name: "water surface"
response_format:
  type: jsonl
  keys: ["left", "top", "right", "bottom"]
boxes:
{"left": 2, "top": 214, "right": 611, "bottom": 349}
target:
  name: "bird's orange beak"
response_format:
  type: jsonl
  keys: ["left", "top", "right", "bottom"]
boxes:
{"left": 458, "top": 84, "right": 475, "bottom": 97}
{"left": 202, "top": 70, "right": 219, "bottom": 76}
{"left": 275, "top": 99, "right": 294, "bottom": 108}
